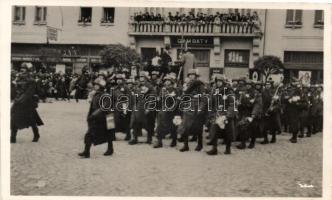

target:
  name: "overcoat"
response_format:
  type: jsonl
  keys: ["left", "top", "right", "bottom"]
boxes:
{"left": 11, "top": 73, "right": 44, "bottom": 130}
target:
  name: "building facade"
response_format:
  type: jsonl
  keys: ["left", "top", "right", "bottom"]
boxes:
{"left": 11, "top": 6, "right": 130, "bottom": 74}
{"left": 11, "top": 6, "right": 324, "bottom": 83}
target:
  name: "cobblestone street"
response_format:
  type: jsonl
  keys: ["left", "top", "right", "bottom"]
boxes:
{"left": 10, "top": 100, "right": 322, "bottom": 197}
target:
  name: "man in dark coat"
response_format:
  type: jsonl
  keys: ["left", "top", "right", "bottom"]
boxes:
{"left": 287, "top": 82, "right": 306, "bottom": 143}
{"left": 236, "top": 80, "right": 263, "bottom": 149}
{"left": 78, "top": 78, "right": 114, "bottom": 158}
{"left": 206, "top": 74, "right": 237, "bottom": 155}
{"left": 153, "top": 73, "right": 180, "bottom": 148}
{"left": 11, "top": 63, "right": 44, "bottom": 143}
{"left": 75, "top": 70, "right": 90, "bottom": 102}
{"left": 179, "top": 69, "right": 207, "bottom": 152}
{"left": 129, "top": 71, "right": 156, "bottom": 145}
{"left": 261, "top": 81, "right": 282, "bottom": 144}
{"left": 113, "top": 73, "right": 132, "bottom": 141}
{"left": 298, "top": 86, "right": 311, "bottom": 138}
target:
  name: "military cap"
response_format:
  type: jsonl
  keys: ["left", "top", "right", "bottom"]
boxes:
{"left": 115, "top": 73, "right": 126, "bottom": 79}
{"left": 151, "top": 71, "right": 160, "bottom": 76}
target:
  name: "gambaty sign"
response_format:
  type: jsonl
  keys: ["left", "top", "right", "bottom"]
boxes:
{"left": 171, "top": 36, "right": 214, "bottom": 47}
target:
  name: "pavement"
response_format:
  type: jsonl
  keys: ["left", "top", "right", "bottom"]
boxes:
{"left": 10, "top": 100, "right": 322, "bottom": 197}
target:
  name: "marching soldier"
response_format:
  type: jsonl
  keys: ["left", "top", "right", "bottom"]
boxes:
{"left": 78, "top": 78, "right": 114, "bottom": 158}
{"left": 113, "top": 73, "right": 132, "bottom": 141}
{"left": 206, "top": 74, "right": 237, "bottom": 155}
{"left": 179, "top": 69, "right": 207, "bottom": 152}
{"left": 261, "top": 81, "right": 282, "bottom": 144}
{"left": 236, "top": 80, "right": 263, "bottom": 149}
{"left": 11, "top": 63, "right": 44, "bottom": 143}
{"left": 154, "top": 73, "right": 180, "bottom": 148}
{"left": 287, "top": 81, "right": 306, "bottom": 143}
{"left": 298, "top": 85, "right": 311, "bottom": 138}
{"left": 129, "top": 71, "right": 156, "bottom": 145}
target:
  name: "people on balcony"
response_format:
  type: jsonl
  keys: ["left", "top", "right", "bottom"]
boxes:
{"left": 132, "top": 10, "right": 260, "bottom": 24}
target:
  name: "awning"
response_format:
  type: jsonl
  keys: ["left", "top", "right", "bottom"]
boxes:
{"left": 284, "top": 63, "right": 323, "bottom": 70}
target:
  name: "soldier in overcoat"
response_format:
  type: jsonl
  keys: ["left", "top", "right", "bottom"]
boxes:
{"left": 78, "top": 78, "right": 114, "bottom": 158}
{"left": 11, "top": 63, "right": 44, "bottom": 143}
{"left": 179, "top": 69, "right": 207, "bottom": 152}
{"left": 129, "top": 71, "right": 157, "bottom": 145}
{"left": 113, "top": 73, "right": 132, "bottom": 141}
{"left": 206, "top": 74, "right": 237, "bottom": 155}
{"left": 154, "top": 73, "right": 180, "bottom": 148}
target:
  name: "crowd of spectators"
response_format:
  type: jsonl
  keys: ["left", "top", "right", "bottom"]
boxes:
{"left": 133, "top": 10, "right": 260, "bottom": 24}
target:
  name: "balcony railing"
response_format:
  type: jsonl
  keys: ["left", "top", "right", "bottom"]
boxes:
{"left": 129, "top": 21, "right": 262, "bottom": 36}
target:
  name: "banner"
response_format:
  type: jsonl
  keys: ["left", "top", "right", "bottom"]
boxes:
{"left": 47, "top": 26, "right": 58, "bottom": 41}
{"left": 55, "top": 64, "right": 66, "bottom": 74}
{"left": 298, "top": 71, "right": 311, "bottom": 86}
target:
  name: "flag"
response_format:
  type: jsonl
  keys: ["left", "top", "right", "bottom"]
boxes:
{"left": 47, "top": 26, "right": 58, "bottom": 42}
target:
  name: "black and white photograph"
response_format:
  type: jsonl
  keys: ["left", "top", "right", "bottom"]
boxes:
{"left": 0, "top": 1, "right": 331, "bottom": 199}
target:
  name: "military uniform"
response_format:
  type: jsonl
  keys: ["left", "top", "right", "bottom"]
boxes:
{"left": 113, "top": 74, "right": 132, "bottom": 141}
{"left": 11, "top": 63, "right": 44, "bottom": 143}
{"left": 129, "top": 71, "right": 157, "bottom": 145}
{"left": 236, "top": 81, "right": 263, "bottom": 149}
{"left": 179, "top": 69, "right": 207, "bottom": 152}
{"left": 78, "top": 78, "right": 114, "bottom": 158}
{"left": 261, "top": 82, "right": 282, "bottom": 144}
{"left": 206, "top": 75, "right": 237, "bottom": 155}
{"left": 154, "top": 73, "right": 180, "bottom": 148}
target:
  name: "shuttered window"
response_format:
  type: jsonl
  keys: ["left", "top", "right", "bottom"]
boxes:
{"left": 314, "top": 10, "right": 324, "bottom": 25}
{"left": 285, "top": 10, "right": 302, "bottom": 25}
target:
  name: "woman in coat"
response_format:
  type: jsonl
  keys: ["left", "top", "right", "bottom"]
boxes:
{"left": 78, "top": 78, "right": 114, "bottom": 158}
{"left": 11, "top": 63, "right": 44, "bottom": 143}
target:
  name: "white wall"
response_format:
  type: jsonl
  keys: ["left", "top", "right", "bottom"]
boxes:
{"left": 264, "top": 9, "right": 324, "bottom": 60}
{"left": 12, "top": 6, "right": 130, "bottom": 45}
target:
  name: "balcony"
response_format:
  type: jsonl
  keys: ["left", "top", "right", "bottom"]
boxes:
{"left": 129, "top": 21, "right": 262, "bottom": 37}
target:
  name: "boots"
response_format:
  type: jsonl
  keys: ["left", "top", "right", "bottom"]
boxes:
{"left": 129, "top": 139, "right": 138, "bottom": 145}
{"left": 124, "top": 132, "right": 131, "bottom": 141}
{"left": 270, "top": 134, "right": 276, "bottom": 143}
{"left": 78, "top": 143, "right": 91, "bottom": 158}
{"left": 170, "top": 140, "right": 176, "bottom": 147}
{"left": 104, "top": 141, "right": 114, "bottom": 156}
{"left": 180, "top": 145, "right": 189, "bottom": 152}
{"left": 146, "top": 131, "right": 152, "bottom": 144}
{"left": 32, "top": 126, "right": 40, "bottom": 142}
{"left": 248, "top": 138, "right": 256, "bottom": 149}
{"left": 153, "top": 137, "right": 163, "bottom": 148}
{"left": 224, "top": 142, "right": 231, "bottom": 155}
{"left": 10, "top": 137, "right": 16, "bottom": 144}
{"left": 260, "top": 135, "right": 269, "bottom": 144}
{"left": 289, "top": 132, "right": 297, "bottom": 143}
{"left": 11, "top": 129, "right": 17, "bottom": 143}
{"left": 206, "top": 147, "right": 218, "bottom": 155}
{"left": 236, "top": 141, "right": 246, "bottom": 150}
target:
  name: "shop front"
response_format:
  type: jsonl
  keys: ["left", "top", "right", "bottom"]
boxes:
{"left": 11, "top": 43, "right": 104, "bottom": 74}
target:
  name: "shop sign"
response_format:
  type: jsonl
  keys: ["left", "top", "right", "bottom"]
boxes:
{"left": 171, "top": 36, "right": 213, "bottom": 47}
{"left": 210, "top": 67, "right": 223, "bottom": 78}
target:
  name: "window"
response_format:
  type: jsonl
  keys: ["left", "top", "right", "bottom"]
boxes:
{"left": 314, "top": 10, "right": 324, "bottom": 27}
{"left": 284, "top": 51, "right": 323, "bottom": 64}
{"left": 177, "top": 49, "right": 210, "bottom": 67}
{"left": 224, "top": 50, "right": 250, "bottom": 68}
{"left": 78, "top": 7, "right": 92, "bottom": 24}
{"left": 101, "top": 7, "right": 115, "bottom": 24}
{"left": 13, "top": 6, "right": 25, "bottom": 24}
{"left": 285, "top": 10, "right": 302, "bottom": 27}
{"left": 34, "top": 6, "right": 47, "bottom": 25}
